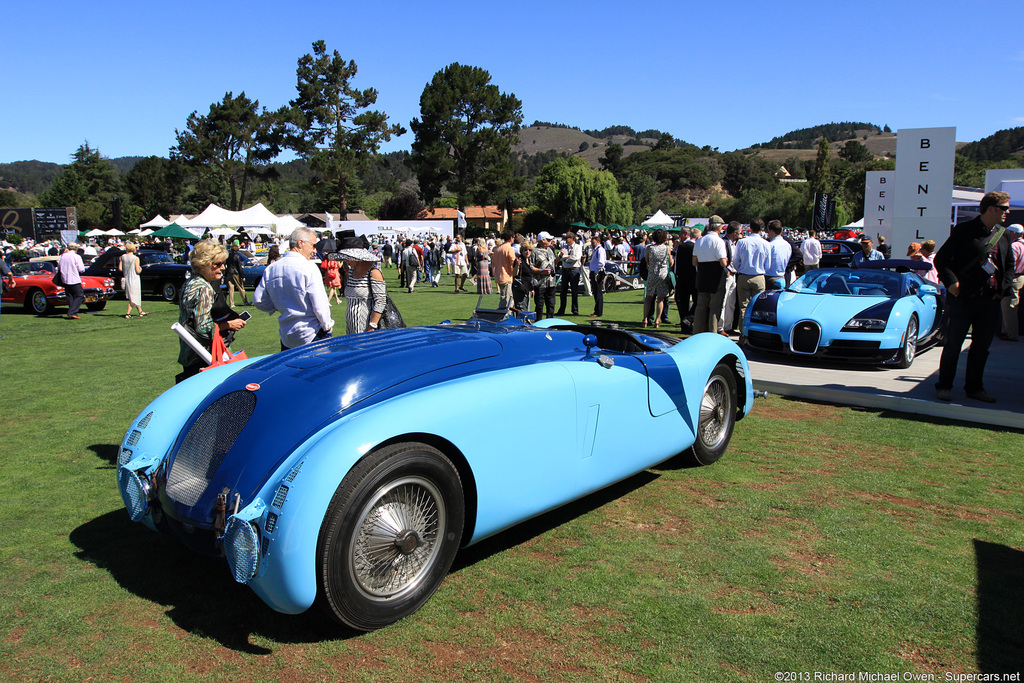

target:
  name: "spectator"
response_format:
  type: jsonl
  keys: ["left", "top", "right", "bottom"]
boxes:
{"left": 674, "top": 227, "right": 700, "bottom": 329}
{"left": 176, "top": 240, "right": 246, "bottom": 382}
{"left": 58, "top": 243, "right": 86, "bottom": 320}
{"left": 338, "top": 235, "right": 386, "bottom": 335}
{"left": 588, "top": 233, "right": 607, "bottom": 318}
{"left": 692, "top": 217, "right": 728, "bottom": 334}
{"left": 556, "top": 231, "right": 583, "bottom": 316}
{"left": 224, "top": 241, "right": 250, "bottom": 307}
{"left": 997, "top": 223, "right": 1024, "bottom": 342}
{"left": 801, "top": 228, "right": 822, "bottom": 271}
{"left": 643, "top": 228, "right": 673, "bottom": 327}
{"left": 492, "top": 233, "right": 517, "bottom": 309}
{"left": 765, "top": 220, "right": 791, "bottom": 290}
{"left": 254, "top": 227, "right": 334, "bottom": 351}
{"left": 733, "top": 219, "right": 771, "bottom": 337}
{"left": 531, "top": 231, "right": 557, "bottom": 319}
{"left": 933, "top": 191, "right": 1010, "bottom": 403}
{"left": 119, "top": 241, "right": 146, "bottom": 318}
{"left": 449, "top": 235, "right": 469, "bottom": 293}
{"left": 852, "top": 238, "right": 885, "bottom": 268}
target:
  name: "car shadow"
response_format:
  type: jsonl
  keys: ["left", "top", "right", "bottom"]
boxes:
{"left": 88, "top": 443, "right": 120, "bottom": 467}
{"left": 69, "top": 510, "right": 355, "bottom": 651}
{"left": 451, "top": 470, "right": 659, "bottom": 571}
{"left": 974, "top": 539, "right": 1024, "bottom": 674}
{"left": 72, "top": 469, "right": 662, "bottom": 650}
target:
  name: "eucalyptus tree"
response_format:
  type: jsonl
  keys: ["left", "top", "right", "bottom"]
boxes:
{"left": 283, "top": 40, "right": 404, "bottom": 213}
{"left": 408, "top": 63, "right": 523, "bottom": 207}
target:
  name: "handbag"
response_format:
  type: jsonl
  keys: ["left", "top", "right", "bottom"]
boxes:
{"left": 52, "top": 267, "right": 64, "bottom": 287}
{"left": 367, "top": 270, "right": 406, "bottom": 329}
{"left": 378, "top": 297, "right": 406, "bottom": 329}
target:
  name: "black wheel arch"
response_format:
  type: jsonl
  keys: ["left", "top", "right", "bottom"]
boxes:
{"left": 358, "top": 432, "right": 479, "bottom": 547}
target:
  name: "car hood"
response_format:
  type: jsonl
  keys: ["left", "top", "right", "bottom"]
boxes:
{"left": 775, "top": 291, "right": 891, "bottom": 325}
{"left": 158, "top": 325, "right": 505, "bottom": 524}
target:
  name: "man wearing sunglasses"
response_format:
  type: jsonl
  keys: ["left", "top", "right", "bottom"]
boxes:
{"left": 255, "top": 227, "right": 334, "bottom": 351}
{"left": 934, "top": 191, "right": 1012, "bottom": 403}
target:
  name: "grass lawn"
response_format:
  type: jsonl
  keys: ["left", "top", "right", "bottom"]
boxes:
{"left": 1, "top": 267, "right": 1022, "bottom": 682}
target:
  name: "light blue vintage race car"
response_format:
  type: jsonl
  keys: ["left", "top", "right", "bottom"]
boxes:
{"left": 117, "top": 318, "right": 753, "bottom": 630}
{"left": 743, "top": 261, "right": 943, "bottom": 368}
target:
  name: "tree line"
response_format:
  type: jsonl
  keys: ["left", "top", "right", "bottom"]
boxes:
{"left": 1, "top": 45, "right": 1021, "bottom": 235}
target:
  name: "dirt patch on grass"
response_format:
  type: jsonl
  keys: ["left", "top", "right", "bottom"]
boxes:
{"left": 852, "top": 490, "right": 1022, "bottom": 524}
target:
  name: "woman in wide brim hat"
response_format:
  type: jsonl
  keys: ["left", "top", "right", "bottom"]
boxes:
{"left": 339, "top": 235, "right": 386, "bottom": 334}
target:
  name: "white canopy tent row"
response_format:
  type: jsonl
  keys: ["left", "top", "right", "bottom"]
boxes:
{"left": 139, "top": 204, "right": 308, "bottom": 236}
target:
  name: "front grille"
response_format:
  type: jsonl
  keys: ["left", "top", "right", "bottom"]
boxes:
{"left": 825, "top": 339, "right": 882, "bottom": 358}
{"left": 748, "top": 330, "right": 784, "bottom": 351}
{"left": 137, "top": 411, "right": 153, "bottom": 428}
{"left": 791, "top": 321, "right": 821, "bottom": 354}
{"left": 126, "top": 430, "right": 142, "bottom": 447}
{"left": 166, "top": 390, "right": 256, "bottom": 506}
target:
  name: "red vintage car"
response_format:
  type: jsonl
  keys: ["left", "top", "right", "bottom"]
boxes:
{"left": 2, "top": 260, "right": 117, "bottom": 315}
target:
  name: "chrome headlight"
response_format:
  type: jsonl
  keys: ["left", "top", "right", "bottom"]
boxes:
{"left": 751, "top": 310, "right": 776, "bottom": 325}
{"left": 223, "top": 517, "right": 260, "bottom": 583}
{"left": 117, "top": 467, "right": 152, "bottom": 522}
{"left": 843, "top": 317, "right": 887, "bottom": 331}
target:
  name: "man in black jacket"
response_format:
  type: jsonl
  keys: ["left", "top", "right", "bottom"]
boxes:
{"left": 933, "top": 191, "right": 1011, "bottom": 403}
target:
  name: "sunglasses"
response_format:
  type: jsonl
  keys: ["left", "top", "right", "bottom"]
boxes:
{"left": 212, "top": 261, "right": 226, "bottom": 267}
{"left": 996, "top": 205, "right": 1011, "bottom": 212}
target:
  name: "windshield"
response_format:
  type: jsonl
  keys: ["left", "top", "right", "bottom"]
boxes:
{"left": 141, "top": 252, "right": 174, "bottom": 265}
{"left": 790, "top": 269, "right": 902, "bottom": 297}
{"left": 13, "top": 262, "right": 56, "bottom": 275}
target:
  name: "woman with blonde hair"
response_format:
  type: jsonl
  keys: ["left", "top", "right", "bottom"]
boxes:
{"left": 475, "top": 238, "right": 492, "bottom": 295}
{"left": 118, "top": 242, "right": 146, "bottom": 318}
{"left": 176, "top": 240, "right": 246, "bottom": 382}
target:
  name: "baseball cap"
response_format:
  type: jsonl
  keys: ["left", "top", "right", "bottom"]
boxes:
{"left": 1007, "top": 223, "right": 1023, "bottom": 234}
{"left": 537, "top": 231, "right": 553, "bottom": 241}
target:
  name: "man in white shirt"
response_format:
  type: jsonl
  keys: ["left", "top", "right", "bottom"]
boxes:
{"left": 733, "top": 219, "right": 771, "bottom": 336}
{"left": 692, "top": 217, "right": 729, "bottom": 334}
{"left": 255, "top": 227, "right": 334, "bottom": 351}
{"left": 800, "top": 228, "right": 822, "bottom": 271}
{"left": 765, "top": 220, "right": 792, "bottom": 290}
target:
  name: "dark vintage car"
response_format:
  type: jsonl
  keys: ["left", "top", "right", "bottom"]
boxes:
{"left": 84, "top": 248, "right": 192, "bottom": 301}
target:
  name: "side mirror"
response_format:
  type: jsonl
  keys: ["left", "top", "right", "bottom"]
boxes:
{"left": 919, "top": 284, "right": 938, "bottom": 296}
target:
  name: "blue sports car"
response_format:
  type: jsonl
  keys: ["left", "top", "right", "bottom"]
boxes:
{"left": 117, "top": 318, "right": 754, "bottom": 630}
{"left": 742, "top": 261, "right": 943, "bottom": 368}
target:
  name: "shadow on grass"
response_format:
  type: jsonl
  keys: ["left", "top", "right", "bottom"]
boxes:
{"left": 450, "top": 469, "right": 659, "bottom": 572}
{"left": 974, "top": 539, "right": 1024, "bottom": 674}
{"left": 71, "top": 470, "right": 661, "bottom": 650}
{"left": 89, "top": 443, "right": 120, "bottom": 467}
{"left": 70, "top": 510, "right": 357, "bottom": 652}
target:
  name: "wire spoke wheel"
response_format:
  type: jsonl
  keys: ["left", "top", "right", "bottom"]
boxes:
{"left": 350, "top": 477, "right": 444, "bottom": 599}
{"left": 318, "top": 443, "right": 464, "bottom": 631}
{"left": 684, "top": 362, "right": 737, "bottom": 466}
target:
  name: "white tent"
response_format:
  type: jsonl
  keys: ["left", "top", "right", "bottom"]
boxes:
{"left": 139, "top": 214, "right": 170, "bottom": 229}
{"left": 169, "top": 214, "right": 193, "bottom": 227}
{"left": 839, "top": 218, "right": 865, "bottom": 228}
{"left": 641, "top": 210, "right": 674, "bottom": 227}
{"left": 272, "top": 214, "right": 306, "bottom": 235}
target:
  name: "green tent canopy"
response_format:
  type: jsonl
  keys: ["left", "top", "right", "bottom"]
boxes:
{"left": 151, "top": 223, "right": 199, "bottom": 240}
{"left": 570, "top": 221, "right": 589, "bottom": 229}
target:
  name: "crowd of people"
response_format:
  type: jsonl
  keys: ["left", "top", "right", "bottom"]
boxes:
{"left": 5, "top": 204, "right": 1022, "bottom": 405}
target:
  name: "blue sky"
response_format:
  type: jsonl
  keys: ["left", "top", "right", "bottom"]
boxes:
{"left": 3, "top": 0, "right": 1022, "bottom": 165}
